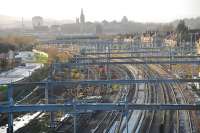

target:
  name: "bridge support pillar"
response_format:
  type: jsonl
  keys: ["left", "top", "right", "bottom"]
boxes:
{"left": 73, "top": 100, "right": 77, "bottom": 133}
{"left": 124, "top": 81, "right": 129, "bottom": 133}
{"left": 7, "top": 84, "right": 13, "bottom": 133}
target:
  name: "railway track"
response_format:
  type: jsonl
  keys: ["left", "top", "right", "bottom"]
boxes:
{"left": 55, "top": 65, "right": 130, "bottom": 133}
{"left": 149, "top": 64, "right": 197, "bottom": 133}
{"left": 92, "top": 65, "right": 136, "bottom": 133}
{"left": 56, "top": 57, "right": 199, "bottom": 133}
{"left": 118, "top": 62, "right": 197, "bottom": 133}
{"left": 7, "top": 53, "right": 200, "bottom": 133}
{"left": 136, "top": 65, "right": 162, "bottom": 133}
{"left": 99, "top": 60, "right": 167, "bottom": 133}
{"left": 161, "top": 65, "right": 195, "bottom": 133}
{"left": 146, "top": 65, "right": 180, "bottom": 133}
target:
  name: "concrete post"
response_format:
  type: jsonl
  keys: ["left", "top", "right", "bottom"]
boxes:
{"left": 7, "top": 84, "right": 14, "bottom": 133}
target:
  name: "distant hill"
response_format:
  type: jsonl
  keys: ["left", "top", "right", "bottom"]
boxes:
{"left": 171, "top": 17, "right": 200, "bottom": 29}
{"left": 0, "top": 14, "right": 199, "bottom": 31}
{"left": 0, "top": 15, "right": 18, "bottom": 23}
{"left": 0, "top": 15, "right": 20, "bottom": 29}
{"left": 0, "top": 15, "right": 74, "bottom": 29}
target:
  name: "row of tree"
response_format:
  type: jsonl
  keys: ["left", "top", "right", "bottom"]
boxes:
{"left": 0, "top": 35, "right": 37, "bottom": 53}
{"left": 37, "top": 46, "right": 73, "bottom": 64}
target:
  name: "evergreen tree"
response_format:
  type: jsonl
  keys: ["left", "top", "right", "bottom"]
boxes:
{"left": 176, "top": 20, "right": 189, "bottom": 46}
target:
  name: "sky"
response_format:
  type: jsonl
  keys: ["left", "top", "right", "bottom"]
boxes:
{"left": 0, "top": 0, "right": 199, "bottom": 23}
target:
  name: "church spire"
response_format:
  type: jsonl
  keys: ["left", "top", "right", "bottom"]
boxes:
{"left": 80, "top": 8, "right": 85, "bottom": 24}
{"left": 81, "top": 8, "right": 83, "bottom": 15}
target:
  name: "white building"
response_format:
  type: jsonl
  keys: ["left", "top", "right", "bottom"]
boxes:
{"left": 15, "top": 51, "right": 35, "bottom": 63}
{"left": 196, "top": 38, "right": 200, "bottom": 54}
{"left": 32, "top": 16, "right": 43, "bottom": 28}
{"left": 164, "top": 33, "right": 177, "bottom": 47}
{"left": 141, "top": 34, "right": 154, "bottom": 44}
{"left": 8, "top": 50, "right": 14, "bottom": 60}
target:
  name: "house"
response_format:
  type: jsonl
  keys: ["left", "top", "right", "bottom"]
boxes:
{"left": 122, "top": 36, "right": 133, "bottom": 43}
{"left": 164, "top": 33, "right": 177, "bottom": 47}
{"left": 0, "top": 53, "right": 7, "bottom": 60}
{"left": 140, "top": 32, "right": 154, "bottom": 44}
{"left": 50, "top": 25, "right": 61, "bottom": 32}
{"left": 196, "top": 38, "right": 200, "bottom": 54}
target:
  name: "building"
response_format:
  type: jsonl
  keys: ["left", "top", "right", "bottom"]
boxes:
{"left": 95, "top": 24, "right": 103, "bottom": 35}
{"left": 32, "top": 16, "right": 49, "bottom": 31}
{"left": 124, "top": 37, "right": 134, "bottom": 43}
{"left": 33, "top": 25, "right": 49, "bottom": 31}
{"left": 196, "top": 38, "right": 200, "bottom": 54}
{"left": 188, "top": 29, "right": 200, "bottom": 47}
{"left": 164, "top": 33, "right": 177, "bottom": 47}
{"left": 61, "top": 24, "right": 80, "bottom": 33}
{"left": 0, "top": 53, "right": 7, "bottom": 60}
{"left": 32, "top": 16, "right": 43, "bottom": 28}
{"left": 15, "top": 51, "right": 35, "bottom": 63}
{"left": 50, "top": 25, "right": 61, "bottom": 32}
{"left": 76, "top": 18, "right": 80, "bottom": 24}
{"left": 141, "top": 32, "right": 154, "bottom": 44}
{"left": 121, "top": 16, "right": 128, "bottom": 24}
{"left": 8, "top": 50, "right": 14, "bottom": 60}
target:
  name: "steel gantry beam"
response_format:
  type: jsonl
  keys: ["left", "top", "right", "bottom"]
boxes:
{"left": 73, "top": 55, "right": 200, "bottom": 60}
{"left": 1, "top": 78, "right": 200, "bottom": 86}
{"left": 81, "top": 51, "right": 164, "bottom": 55}
{"left": 66, "top": 60, "right": 200, "bottom": 66}
{"left": 83, "top": 47, "right": 164, "bottom": 51}
{"left": 1, "top": 103, "right": 200, "bottom": 113}
{"left": 44, "top": 39, "right": 126, "bottom": 45}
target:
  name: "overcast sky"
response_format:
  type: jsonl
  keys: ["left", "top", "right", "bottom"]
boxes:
{"left": 0, "top": 0, "right": 199, "bottom": 22}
